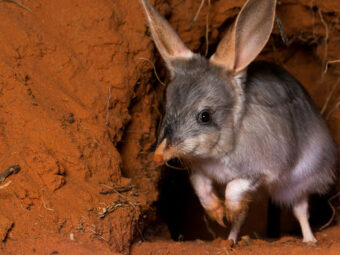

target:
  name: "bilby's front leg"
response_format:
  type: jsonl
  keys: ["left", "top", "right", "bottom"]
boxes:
{"left": 190, "top": 173, "right": 225, "bottom": 227}
{"left": 225, "top": 178, "right": 258, "bottom": 243}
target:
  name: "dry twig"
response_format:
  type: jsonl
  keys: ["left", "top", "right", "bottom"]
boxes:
{"left": 318, "top": 9, "right": 329, "bottom": 74}
{"left": 136, "top": 58, "right": 166, "bottom": 87}
{"left": 99, "top": 184, "right": 133, "bottom": 195}
{"left": 321, "top": 77, "right": 340, "bottom": 115}
{"left": 323, "top": 60, "right": 340, "bottom": 75}
{"left": 205, "top": 0, "right": 211, "bottom": 56}
{"left": 87, "top": 224, "right": 108, "bottom": 242}
{"left": 0, "top": 0, "right": 32, "bottom": 12}
{"left": 189, "top": 0, "right": 206, "bottom": 29}
{"left": 40, "top": 198, "right": 54, "bottom": 211}
{"left": 320, "top": 192, "right": 340, "bottom": 231}
{"left": 326, "top": 100, "right": 340, "bottom": 120}
{"left": 105, "top": 87, "right": 112, "bottom": 128}
{"left": 0, "top": 180, "right": 12, "bottom": 190}
{"left": 98, "top": 194, "right": 140, "bottom": 219}
{"left": 275, "top": 16, "right": 289, "bottom": 46}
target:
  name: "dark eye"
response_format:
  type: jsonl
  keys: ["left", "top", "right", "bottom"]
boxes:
{"left": 197, "top": 110, "right": 211, "bottom": 124}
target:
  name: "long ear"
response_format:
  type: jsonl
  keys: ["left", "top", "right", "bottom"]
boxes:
{"left": 210, "top": 0, "right": 277, "bottom": 73}
{"left": 140, "top": 0, "right": 193, "bottom": 71}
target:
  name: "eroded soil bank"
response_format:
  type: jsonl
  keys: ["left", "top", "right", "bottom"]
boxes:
{"left": 0, "top": 0, "right": 339, "bottom": 254}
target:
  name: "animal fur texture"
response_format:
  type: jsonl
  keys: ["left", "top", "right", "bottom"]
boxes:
{"left": 140, "top": 0, "right": 338, "bottom": 243}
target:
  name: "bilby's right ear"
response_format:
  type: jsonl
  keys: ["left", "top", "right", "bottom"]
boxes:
{"left": 210, "top": 0, "right": 277, "bottom": 73}
{"left": 140, "top": 0, "right": 193, "bottom": 74}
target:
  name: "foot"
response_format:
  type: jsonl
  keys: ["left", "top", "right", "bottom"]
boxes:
{"left": 293, "top": 198, "right": 317, "bottom": 245}
{"left": 206, "top": 203, "right": 226, "bottom": 227}
{"left": 224, "top": 239, "right": 235, "bottom": 248}
{"left": 302, "top": 236, "right": 317, "bottom": 244}
{"left": 227, "top": 237, "right": 237, "bottom": 245}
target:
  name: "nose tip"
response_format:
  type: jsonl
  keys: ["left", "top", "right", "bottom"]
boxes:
{"left": 153, "top": 154, "right": 164, "bottom": 165}
{"left": 153, "top": 139, "right": 167, "bottom": 165}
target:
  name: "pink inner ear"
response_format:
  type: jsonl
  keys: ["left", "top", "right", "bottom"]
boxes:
{"left": 233, "top": 0, "right": 276, "bottom": 72}
{"left": 209, "top": 20, "right": 237, "bottom": 71}
{"left": 141, "top": 0, "right": 193, "bottom": 64}
{"left": 209, "top": 0, "right": 276, "bottom": 73}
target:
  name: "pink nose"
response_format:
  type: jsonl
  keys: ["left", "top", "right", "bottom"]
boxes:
{"left": 153, "top": 154, "right": 164, "bottom": 165}
{"left": 153, "top": 139, "right": 167, "bottom": 165}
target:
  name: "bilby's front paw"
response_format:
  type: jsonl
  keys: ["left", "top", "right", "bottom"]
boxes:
{"left": 205, "top": 203, "right": 226, "bottom": 227}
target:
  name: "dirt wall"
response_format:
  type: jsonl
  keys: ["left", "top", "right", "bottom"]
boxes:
{"left": 0, "top": 0, "right": 339, "bottom": 254}
{"left": 0, "top": 0, "right": 161, "bottom": 253}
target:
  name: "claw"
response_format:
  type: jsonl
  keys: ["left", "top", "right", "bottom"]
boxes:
{"left": 302, "top": 237, "right": 318, "bottom": 246}
{"left": 206, "top": 205, "right": 226, "bottom": 227}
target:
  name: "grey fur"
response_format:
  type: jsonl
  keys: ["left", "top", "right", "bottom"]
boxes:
{"left": 160, "top": 57, "right": 337, "bottom": 205}
{"left": 141, "top": 0, "right": 338, "bottom": 242}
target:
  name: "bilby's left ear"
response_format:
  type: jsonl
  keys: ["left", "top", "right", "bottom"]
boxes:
{"left": 210, "top": 0, "right": 277, "bottom": 73}
{"left": 140, "top": 0, "right": 194, "bottom": 74}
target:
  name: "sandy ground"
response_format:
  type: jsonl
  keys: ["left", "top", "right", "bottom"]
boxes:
{"left": 132, "top": 224, "right": 340, "bottom": 255}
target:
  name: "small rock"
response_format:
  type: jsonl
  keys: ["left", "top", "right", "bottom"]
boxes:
{"left": 65, "top": 113, "right": 75, "bottom": 124}
{"left": 241, "top": 235, "right": 251, "bottom": 246}
{"left": 120, "top": 177, "right": 131, "bottom": 186}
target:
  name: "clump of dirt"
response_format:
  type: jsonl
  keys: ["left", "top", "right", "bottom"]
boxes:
{"left": 0, "top": 0, "right": 339, "bottom": 255}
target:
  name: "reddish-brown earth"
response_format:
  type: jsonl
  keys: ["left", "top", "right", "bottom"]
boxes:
{"left": 132, "top": 225, "right": 340, "bottom": 255}
{"left": 0, "top": 0, "right": 339, "bottom": 254}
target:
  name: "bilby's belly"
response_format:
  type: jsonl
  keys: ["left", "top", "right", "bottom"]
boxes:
{"left": 190, "top": 156, "right": 240, "bottom": 184}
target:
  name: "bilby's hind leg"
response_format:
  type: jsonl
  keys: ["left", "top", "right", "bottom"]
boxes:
{"left": 293, "top": 197, "right": 317, "bottom": 243}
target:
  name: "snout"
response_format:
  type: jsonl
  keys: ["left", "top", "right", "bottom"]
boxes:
{"left": 153, "top": 139, "right": 178, "bottom": 165}
{"left": 153, "top": 139, "right": 167, "bottom": 165}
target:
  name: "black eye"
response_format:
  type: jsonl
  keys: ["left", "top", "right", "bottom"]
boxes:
{"left": 197, "top": 110, "right": 211, "bottom": 124}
